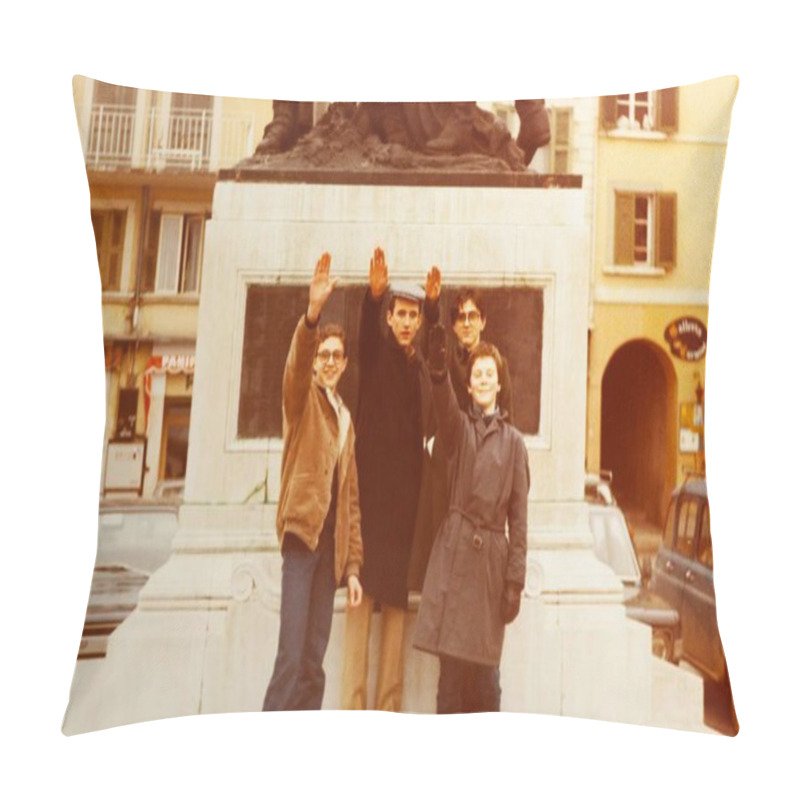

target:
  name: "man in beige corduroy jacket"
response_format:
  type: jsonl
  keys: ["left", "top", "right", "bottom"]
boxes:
{"left": 262, "top": 252, "right": 363, "bottom": 711}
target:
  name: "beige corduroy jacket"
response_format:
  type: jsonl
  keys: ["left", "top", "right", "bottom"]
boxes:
{"left": 276, "top": 314, "right": 363, "bottom": 583}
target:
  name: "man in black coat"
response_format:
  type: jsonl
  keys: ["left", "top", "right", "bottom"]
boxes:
{"left": 340, "top": 247, "right": 440, "bottom": 711}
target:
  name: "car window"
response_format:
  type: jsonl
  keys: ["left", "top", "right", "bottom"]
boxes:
{"left": 697, "top": 502, "right": 713, "bottom": 568}
{"left": 663, "top": 499, "right": 677, "bottom": 548}
{"left": 676, "top": 498, "right": 699, "bottom": 558}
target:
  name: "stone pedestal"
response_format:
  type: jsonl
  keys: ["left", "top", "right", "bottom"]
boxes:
{"left": 63, "top": 174, "right": 703, "bottom": 733}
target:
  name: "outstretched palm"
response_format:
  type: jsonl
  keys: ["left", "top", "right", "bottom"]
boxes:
{"left": 426, "top": 266, "right": 442, "bottom": 302}
{"left": 308, "top": 252, "right": 338, "bottom": 323}
{"left": 369, "top": 247, "right": 389, "bottom": 299}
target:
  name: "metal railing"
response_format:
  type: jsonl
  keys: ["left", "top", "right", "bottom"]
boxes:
{"left": 87, "top": 104, "right": 136, "bottom": 168}
{"left": 85, "top": 104, "right": 255, "bottom": 171}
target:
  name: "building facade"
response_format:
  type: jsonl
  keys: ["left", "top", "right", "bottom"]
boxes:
{"left": 73, "top": 76, "right": 271, "bottom": 498}
{"left": 586, "top": 77, "right": 737, "bottom": 524}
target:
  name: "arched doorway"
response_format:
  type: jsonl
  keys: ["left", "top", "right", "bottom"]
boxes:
{"left": 601, "top": 340, "right": 677, "bottom": 526}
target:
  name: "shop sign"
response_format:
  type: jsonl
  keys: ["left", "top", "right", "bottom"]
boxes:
{"left": 156, "top": 354, "right": 196, "bottom": 374}
{"left": 664, "top": 316, "right": 707, "bottom": 362}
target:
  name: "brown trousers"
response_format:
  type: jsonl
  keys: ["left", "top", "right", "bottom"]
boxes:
{"left": 340, "top": 593, "right": 406, "bottom": 711}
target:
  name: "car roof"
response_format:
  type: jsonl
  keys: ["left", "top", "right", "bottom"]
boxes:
{"left": 672, "top": 478, "right": 707, "bottom": 500}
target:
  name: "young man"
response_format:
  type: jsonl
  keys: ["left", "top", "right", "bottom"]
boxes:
{"left": 340, "top": 247, "right": 440, "bottom": 711}
{"left": 414, "top": 329, "right": 529, "bottom": 713}
{"left": 262, "top": 252, "right": 363, "bottom": 712}
{"left": 449, "top": 289, "right": 514, "bottom": 422}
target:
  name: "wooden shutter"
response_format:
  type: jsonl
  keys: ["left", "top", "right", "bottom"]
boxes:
{"left": 92, "top": 209, "right": 125, "bottom": 291}
{"left": 600, "top": 96, "right": 618, "bottom": 129}
{"left": 614, "top": 192, "right": 635, "bottom": 265}
{"left": 655, "top": 193, "right": 677, "bottom": 270}
{"left": 657, "top": 87, "right": 679, "bottom": 133}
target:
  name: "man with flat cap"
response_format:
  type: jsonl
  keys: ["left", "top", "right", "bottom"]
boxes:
{"left": 341, "top": 247, "right": 440, "bottom": 711}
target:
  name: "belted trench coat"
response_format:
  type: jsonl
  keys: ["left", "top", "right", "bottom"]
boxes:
{"left": 413, "top": 371, "right": 529, "bottom": 667}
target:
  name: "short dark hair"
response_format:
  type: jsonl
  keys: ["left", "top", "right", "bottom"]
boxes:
{"left": 317, "top": 323, "right": 347, "bottom": 357}
{"left": 467, "top": 341, "right": 502, "bottom": 378}
{"left": 450, "top": 288, "right": 486, "bottom": 326}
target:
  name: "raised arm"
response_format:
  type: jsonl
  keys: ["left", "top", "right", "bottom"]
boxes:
{"left": 283, "top": 253, "right": 338, "bottom": 424}
{"left": 359, "top": 247, "right": 389, "bottom": 372}
{"left": 419, "top": 266, "right": 441, "bottom": 359}
{"left": 427, "top": 324, "right": 467, "bottom": 456}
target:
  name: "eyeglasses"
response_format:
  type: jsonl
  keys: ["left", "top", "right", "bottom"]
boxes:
{"left": 317, "top": 349, "right": 345, "bottom": 365}
{"left": 456, "top": 310, "right": 482, "bottom": 324}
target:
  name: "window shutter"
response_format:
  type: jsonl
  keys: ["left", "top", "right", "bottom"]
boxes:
{"left": 600, "top": 96, "right": 618, "bottom": 129}
{"left": 107, "top": 209, "right": 125, "bottom": 290}
{"left": 155, "top": 214, "right": 183, "bottom": 292}
{"left": 614, "top": 192, "right": 635, "bottom": 265}
{"left": 91, "top": 209, "right": 125, "bottom": 291}
{"left": 655, "top": 193, "right": 677, "bottom": 270}
{"left": 657, "top": 87, "right": 679, "bottom": 133}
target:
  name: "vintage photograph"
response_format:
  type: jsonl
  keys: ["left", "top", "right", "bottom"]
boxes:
{"left": 62, "top": 77, "right": 739, "bottom": 736}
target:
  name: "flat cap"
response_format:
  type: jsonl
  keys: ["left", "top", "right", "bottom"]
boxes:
{"left": 389, "top": 281, "right": 425, "bottom": 302}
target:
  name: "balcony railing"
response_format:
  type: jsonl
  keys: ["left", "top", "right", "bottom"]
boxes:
{"left": 85, "top": 104, "right": 255, "bottom": 172}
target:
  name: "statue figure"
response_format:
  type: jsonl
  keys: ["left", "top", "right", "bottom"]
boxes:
{"left": 254, "top": 100, "right": 550, "bottom": 172}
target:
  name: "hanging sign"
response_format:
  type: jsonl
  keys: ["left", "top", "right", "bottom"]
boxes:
{"left": 664, "top": 317, "right": 707, "bottom": 362}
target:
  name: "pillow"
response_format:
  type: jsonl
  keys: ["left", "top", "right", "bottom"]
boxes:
{"left": 63, "top": 75, "right": 738, "bottom": 735}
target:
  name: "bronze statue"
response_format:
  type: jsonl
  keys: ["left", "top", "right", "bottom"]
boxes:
{"left": 254, "top": 100, "right": 550, "bottom": 172}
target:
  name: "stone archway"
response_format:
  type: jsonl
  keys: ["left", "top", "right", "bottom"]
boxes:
{"left": 600, "top": 339, "right": 677, "bottom": 526}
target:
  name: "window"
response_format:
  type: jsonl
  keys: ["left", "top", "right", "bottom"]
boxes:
{"left": 663, "top": 499, "right": 677, "bottom": 548}
{"left": 548, "top": 107, "right": 572, "bottom": 174}
{"left": 143, "top": 210, "right": 207, "bottom": 294}
{"left": 600, "top": 88, "right": 678, "bottom": 133}
{"left": 697, "top": 503, "right": 713, "bottom": 568}
{"left": 91, "top": 208, "right": 127, "bottom": 291}
{"left": 89, "top": 82, "right": 137, "bottom": 167}
{"left": 676, "top": 498, "right": 700, "bottom": 558}
{"left": 614, "top": 191, "right": 677, "bottom": 269}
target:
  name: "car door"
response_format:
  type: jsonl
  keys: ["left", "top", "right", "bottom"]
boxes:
{"left": 652, "top": 497, "right": 686, "bottom": 614}
{"left": 680, "top": 499, "right": 726, "bottom": 681}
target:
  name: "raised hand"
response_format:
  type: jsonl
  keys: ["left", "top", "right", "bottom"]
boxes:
{"left": 307, "top": 252, "right": 338, "bottom": 324}
{"left": 426, "top": 265, "right": 442, "bottom": 303}
{"left": 369, "top": 247, "right": 389, "bottom": 300}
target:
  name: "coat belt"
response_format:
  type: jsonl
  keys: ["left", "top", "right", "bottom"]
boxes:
{"left": 449, "top": 506, "right": 506, "bottom": 536}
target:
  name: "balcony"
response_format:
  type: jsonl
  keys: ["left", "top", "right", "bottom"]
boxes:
{"left": 85, "top": 104, "right": 256, "bottom": 172}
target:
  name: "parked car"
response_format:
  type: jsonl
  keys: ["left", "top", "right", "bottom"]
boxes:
{"left": 586, "top": 473, "right": 680, "bottom": 662}
{"left": 649, "top": 478, "right": 728, "bottom": 683}
{"left": 78, "top": 502, "right": 178, "bottom": 659}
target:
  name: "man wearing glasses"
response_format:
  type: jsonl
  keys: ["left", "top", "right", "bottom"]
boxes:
{"left": 262, "top": 253, "right": 363, "bottom": 712}
{"left": 449, "top": 289, "right": 514, "bottom": 422}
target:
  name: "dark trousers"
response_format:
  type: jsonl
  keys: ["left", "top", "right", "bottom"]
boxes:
{"left": 262, "top": 534, "right": 336, "bottom": 711}
{"left": 437, "top": 655, "right": 501, "bottom": 714}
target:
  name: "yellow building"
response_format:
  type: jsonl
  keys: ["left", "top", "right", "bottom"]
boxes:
{"left": 586, "top": 76, "right": 737, "bottom": 525}
{"left": 72, "top": 76, "right": 271, "bottom": 498}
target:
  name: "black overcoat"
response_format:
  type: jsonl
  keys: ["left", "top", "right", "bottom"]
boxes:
{"left": 355, "top": 291, "right": 436, "bottom": 608}
{"left": 413, "top": 371, "right": 529, "bottom": 666}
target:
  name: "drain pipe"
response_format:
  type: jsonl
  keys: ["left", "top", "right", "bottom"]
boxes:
{"left": 126, "top": 184, "right": 151, "bottom": 388}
